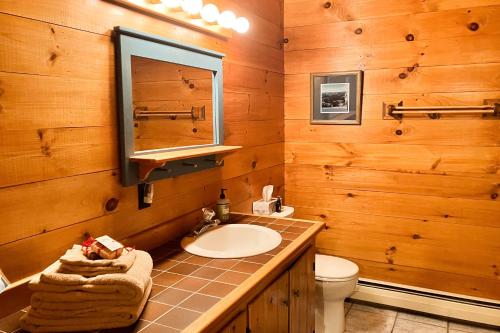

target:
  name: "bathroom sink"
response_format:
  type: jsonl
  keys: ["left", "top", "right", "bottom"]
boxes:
{"left": 181, "top": 224, "right": 282, "bottom": 258}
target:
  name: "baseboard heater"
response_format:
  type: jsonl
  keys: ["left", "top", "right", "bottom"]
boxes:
{"left": 350, "top": 278, "right": 500, "bottom": 327}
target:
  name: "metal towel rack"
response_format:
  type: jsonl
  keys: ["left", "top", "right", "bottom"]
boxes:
{"left": 383, "top": 101, "right": 499, "bottom": 119}
{"left": 134, "top": 106, "right": 206, "bottom": 120}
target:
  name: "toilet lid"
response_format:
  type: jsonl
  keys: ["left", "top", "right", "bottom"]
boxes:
{"left": 315, "top": 254, "right": 359, "bottom": 280}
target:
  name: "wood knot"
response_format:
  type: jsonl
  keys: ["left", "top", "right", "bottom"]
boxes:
{"left": 283, "top": 38, "right": 289, "bottom": 43}
{"left": 192, "top": 128, "right": 198, "bottom": 133}
{"left": 347, "top": 193, "right": 354, "bottom": 198}
{"left": 134, "top": 123, "right": 139, "bottom": 128}
{"left": 444, "top": 214, "right": 449, "bottom": 218}
{"left": 354, "top": 28, "right": 363, "bottom": 35}
{"left": 398, "top": 72, "right": 407, "bottom": 79}
{"left": 49, "top": 51, "right": 58, "bottom": 62}
{"left": 111, "top": 171, "right": 117, "bottom": 176}
{"left": 491, "top": 193, "right": 498, "bottom": 200}
{"left": 189, "top": 83, "right": 195, "bottom": 89}
{"left": 320, "top": 214, "right": 327, "bottom": 219}
{"left": 41, "top": 143, "right": 51, "bottom": 157}
{"left": 323, "top": 1, "right": 332, "bottom": 8}
{"left": 468, "top": 22, "right": 479, "bottom": 31}
{"left": 251, "top": 160, "right": 257, "bottom": 169}
{"left": 395, "top": 129, "right": 403, "bottom": 136}
{"left": 105, "top": 198, "right": 120, "bottom": 212}
{"left": 405, "top": 34, "right": 415, "bottom": 41}
{"left": 412, "top": 234, "right": 421, "bottom": 240}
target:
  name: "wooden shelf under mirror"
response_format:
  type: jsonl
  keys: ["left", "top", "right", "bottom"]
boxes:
{"left": 130, "top": 145, "right": 242, "bottom": 181}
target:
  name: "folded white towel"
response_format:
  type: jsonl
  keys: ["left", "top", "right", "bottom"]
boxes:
{"left": 29, "top": 250, "right": 152, "bottom": 305}
{"left": 20, "top": 278, "right": 151, "bottom": 332}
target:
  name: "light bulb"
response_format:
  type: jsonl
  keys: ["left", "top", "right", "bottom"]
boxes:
{"left": 181, "top": 0, "right": 203, "bottom": 15}
{"left": 200, "top": 4, "right": 219, "bottom": 23}
{"left": 161, "top": 0, "right": 182, "bottom": 8}
{"left": 217, "top": 10, "right": 236, "bottom": 29}
{"left": 233, "top": 16, "right": 250, "bottom": 33}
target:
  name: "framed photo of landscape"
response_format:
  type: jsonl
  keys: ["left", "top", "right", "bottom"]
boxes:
{"left": 310, "top": 71, "right": 363, "bottom": 125}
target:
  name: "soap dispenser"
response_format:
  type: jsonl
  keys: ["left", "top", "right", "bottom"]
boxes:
{"left": 216, "top": 188, "right": 230, "bottom": 223}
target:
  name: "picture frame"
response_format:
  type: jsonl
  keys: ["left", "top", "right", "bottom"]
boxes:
{"left": 310, "top": 71, "right": 363, "bottom": 125}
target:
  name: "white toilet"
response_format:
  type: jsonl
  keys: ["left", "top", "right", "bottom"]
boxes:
{"left": 315, "top": 254, "right": 359, "bottom": 333}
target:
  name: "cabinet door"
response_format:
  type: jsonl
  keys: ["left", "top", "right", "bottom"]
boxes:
{"left": 218, "top": 310, "right": 247, "bottom": 333}
{"left": 289, "top": 246, "right": 315, "bottom": 333}
{"left": 248, "top": 272, "right": 289, "bottom": 333}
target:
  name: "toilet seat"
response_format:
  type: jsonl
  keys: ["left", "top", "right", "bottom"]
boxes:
{"left": 315, "top": 254, "right": 359, "bottom": 282}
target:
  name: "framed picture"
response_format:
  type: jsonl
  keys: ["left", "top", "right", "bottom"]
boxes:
{"left": 311, "top": 71, "right": 363, "bottom": 124}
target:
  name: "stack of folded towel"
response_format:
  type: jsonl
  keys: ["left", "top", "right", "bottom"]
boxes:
{"left": 20, "top": 245, "right": 153, "bottom": 333}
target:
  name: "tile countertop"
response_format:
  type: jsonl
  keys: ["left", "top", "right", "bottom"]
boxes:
{"left": 0, "top": 213, "right": 324, "bottom": 333}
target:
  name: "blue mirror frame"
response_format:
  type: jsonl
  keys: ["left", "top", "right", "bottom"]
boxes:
{"left": 113, "top": 27, "right": 225, "bottom": 186}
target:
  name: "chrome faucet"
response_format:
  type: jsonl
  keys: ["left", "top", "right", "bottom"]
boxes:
{"left": 191, "top": 208, "right": 220, "bottom": 236}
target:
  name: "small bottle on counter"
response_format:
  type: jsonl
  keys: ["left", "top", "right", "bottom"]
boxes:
{"left": 216, "top": 188, "right": 231, "bottom": 223}
{"left": 276, "top": 196, "right": 282, "bottom": 213}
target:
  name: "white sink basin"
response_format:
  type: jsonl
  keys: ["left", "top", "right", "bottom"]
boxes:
{"left": 181, "top": 224, "right": 282, "bottom": 258}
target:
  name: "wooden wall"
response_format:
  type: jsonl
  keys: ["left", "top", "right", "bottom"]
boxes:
{"left": 284, "top": 0, "right": 500, "bottom": 299}
{"left": 0, "top": 0, "right": 284, "bottom": 282}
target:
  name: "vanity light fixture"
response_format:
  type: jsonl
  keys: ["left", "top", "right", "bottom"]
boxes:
{"left": 181, "top": 0, "right": 203, "bottom": 15}
{"left": 107, "top": 0, "right": 250, "bottom": 37}
{"left": 217, "top": 10, "right": 236, "bottom": 29}
{"left": 161, "top": 0, "right": 181, "bottom": 8}
{"left": 200, "top": 3, "right": 219, "bottom": 23}
{"left": 233, "top": 16, "right": 250, "bottom": 34}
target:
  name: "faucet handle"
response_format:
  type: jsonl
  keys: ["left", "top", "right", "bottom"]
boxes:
{"left": 202, "top": 208, "right": 216, "bottom": 221}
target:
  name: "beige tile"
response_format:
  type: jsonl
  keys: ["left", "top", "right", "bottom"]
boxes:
{"left": 171, "top": 277, "right": 209, "bottom": 292}
{"left": 140, "top": 302, "right": 172, "bottom": 321}
{"left": 167, "top": 263, "right": 201, "bottom": 275}
{"left": 449, "top": 321, "right": 500, "bottom": 333}
{"left": 154, "top": 259, "right": 177, "bottom": 271}
{"left": 216, "top": 271, "right": 251, "bottom": 285}
{"left": 152, "top": 272, "right": 184, "bottom": 287}
{"left": 191, "top": 266, "right": 225, "bottom": 280}
{"left": 150, "top": 269, "right": 162, "bottom": 278}
{"left": 150, "top": 284, "right": 167, "bottom": 298}
{"left": 285, "top": 226, "right": 307, "bottom": 233}
{"left": 156, "top": 308, "right": 201, "bottom": 330}
{"left": 231, "top": 261, "right": 262, "bottom": 274}
{"left": 140, "top": 322, "right": 180, "bottom": 333}
{"left": 183, "top": 256, "right": 213, "bottom": 266}
{"left": 392, "top": 318, "right": 447, "bottom": 333}
{"left": 151, "top": 288, "right": 191, "bottom": 306}
{"left": 345, "top": 308, "right": 396, "bottom": 333}
{"left": 206, "top": 258, "right": 239, "bottom": 270}
{"left": 199, "top": 281, "right": 237, "bottom": 298}
{"left": 179, "top": 294, "right": 220, "bottom": 312}
{"left": 351, "top": 303, "right": 397, "bottom": 317}
{"left": 397, "top": 311, "right": 447, "bottom": 327}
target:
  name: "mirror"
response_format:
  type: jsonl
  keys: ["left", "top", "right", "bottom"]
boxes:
{"left": 114, "top": 27, "right": 225, "bottom": 186}
{"left": 131, "top": 56, "right": 215, "bottom": 152}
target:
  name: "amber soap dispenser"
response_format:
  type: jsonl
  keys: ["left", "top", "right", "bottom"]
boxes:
{"left": 216, "top": 188, "right": 230, "bottom": 223}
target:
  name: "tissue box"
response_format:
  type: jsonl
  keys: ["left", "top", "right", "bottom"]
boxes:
{"left": 253, "top": 199, "right": 277, "bottom": 215}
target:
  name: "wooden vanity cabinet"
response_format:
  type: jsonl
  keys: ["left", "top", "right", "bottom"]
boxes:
{"left": 219, "top": 246, "right": 315, "bottom": 333}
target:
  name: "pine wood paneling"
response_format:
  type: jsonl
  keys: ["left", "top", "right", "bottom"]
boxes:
{"left": 0, "top": 0, "right": 284, "bottom": 283}
{"left": 284, "top": 0, "right": 500, "bottom": 299}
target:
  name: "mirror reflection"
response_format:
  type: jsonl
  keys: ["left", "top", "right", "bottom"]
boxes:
{"left": 131, "top": 56, "right": 214, "bottom": 152}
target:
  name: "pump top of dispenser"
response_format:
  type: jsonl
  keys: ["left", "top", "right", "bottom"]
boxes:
{"left": 219, "top": 188, "right": 227, "bottom": 199}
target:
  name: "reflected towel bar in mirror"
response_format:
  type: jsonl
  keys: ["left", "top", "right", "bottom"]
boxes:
{"left": 134, "top": 106, "right": 206, "bottom": 120}
{"left": 383, "top": 101, "right": 500, "bottom": 120}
